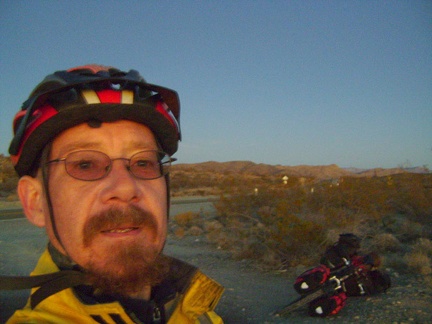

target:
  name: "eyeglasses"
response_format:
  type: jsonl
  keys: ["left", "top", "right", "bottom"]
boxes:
{"left": 46, "top": 150, "right": 171, "bottom": 181}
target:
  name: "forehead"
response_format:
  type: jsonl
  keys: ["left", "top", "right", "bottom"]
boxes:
{"left": 51, "top": 120, "right": 158, "bottom": 156}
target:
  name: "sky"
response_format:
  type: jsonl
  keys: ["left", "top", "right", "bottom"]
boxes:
{"left": 1, "top": 1, "right": 431, "bottom": 169}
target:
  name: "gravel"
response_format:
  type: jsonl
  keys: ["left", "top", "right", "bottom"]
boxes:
{"left": 165, "top": 236, "right": 432, "bottom": 324}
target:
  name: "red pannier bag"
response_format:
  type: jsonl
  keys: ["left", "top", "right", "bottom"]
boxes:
{"left": 294, "top": 264, "right": 331, "bottom": 295}
{"left": 308, "top": 292, "right": 347, "bottom": 317}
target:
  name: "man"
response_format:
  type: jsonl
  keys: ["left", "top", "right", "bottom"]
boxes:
{"left": 3, "top": 65, "right": 224, "bottom": 323}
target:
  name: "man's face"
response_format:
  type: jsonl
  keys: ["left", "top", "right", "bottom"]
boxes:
{"left": 42, "top": 120, "right": 169, "bottom": 293}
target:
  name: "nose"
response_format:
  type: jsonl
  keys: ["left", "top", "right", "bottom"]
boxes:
{"left": 100, "top": 159, "right": 142, "bottom": 204}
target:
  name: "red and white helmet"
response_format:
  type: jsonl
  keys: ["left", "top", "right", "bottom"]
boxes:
{"left": 9, "top": 65, "right": 181, "bottom": 177}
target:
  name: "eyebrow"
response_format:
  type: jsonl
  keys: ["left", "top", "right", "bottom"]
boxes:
{"left": 57, "top": 142, "right": 103, "bottom": 156}
{"left": 56, "top": 141, "right": 159, "bottom": 157}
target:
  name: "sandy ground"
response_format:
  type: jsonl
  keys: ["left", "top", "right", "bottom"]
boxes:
{"left": 1, "top": 201, "right": 431, "bottom": 323}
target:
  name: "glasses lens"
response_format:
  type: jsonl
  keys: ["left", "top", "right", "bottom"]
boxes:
{"left": 65, "top": 151, "right": 110, "bottom": 180}
{"left": 130, "top": 151, "right": 170, "bottom": 179}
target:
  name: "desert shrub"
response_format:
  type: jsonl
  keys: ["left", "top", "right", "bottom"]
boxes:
{"left": 174, "top": 227, "right": 185, "bottom": 239}
{"left": 203, "top": 220, "right": 224, "bottom": 232}
{"left": 214, "top": 191, "right": 326, "bottom": 268}
{"left": 233, "top": 241, "right": 280, "bottom": 269}
{"left": 207, "top": 230, "right": 234, "bottom": 250}
{"left": 264, "top": 211, "right": 325, "bottom": 267}
{"left": 0, "top": 155, "right": 19, "bottom": 193}
{"left": 308, "top": 174, "right": 432, "bottom": 228}
{"left": 0, "top": 177, "right": 18, "bottom": 192}
{"left": 174, "top": 211, "right": 201, "bottom": 227}
{"left": 381, "top": 214, "right": 425, "bottom": 243}
{"left": 171, "top": 212, "right": 205, "bottom": 238}
{"left": 187, "top": 226, "right": 204, "bottom": 236}
{"left": 423, "top": 275, "right": 432, "bottom": 289}
{"left": 388, "top": 174, "right": 432, "bottom": 223}
{"left": 398, "top": 221, "right": 425, "bottom": 243}
{"left": 305, "top": 176, "right": 396, "bottom": 223}
{"left": 6, "top": 193, "right": 19, "bottom": 202}
{"left": 369, "top": 233, "right": 402, "bottom": 253}
{"left": 412, "top": 238, "right": 432, "bottom": 256}
{"left": 404, "top": 251, "right": 432, "bottom": 275}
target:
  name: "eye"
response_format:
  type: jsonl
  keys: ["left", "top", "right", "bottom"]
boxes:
{"left": 134, "top": 159, "right": 155, "bottom": 169}
{"left": 71, "top": 159, "right": 96, "bottom": 171}
{"left": 128, "top": 150, "right": 168, "bottom": 179}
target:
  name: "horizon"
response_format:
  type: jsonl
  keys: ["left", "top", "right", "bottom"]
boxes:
{"left": 171, "top": 159, "right": 430, "bottom": 171}
{"left": 1, "top": 1, "right": 431, "bottom": 170}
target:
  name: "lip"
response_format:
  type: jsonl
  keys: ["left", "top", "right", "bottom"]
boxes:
{"left": 101, "top": 226, "right": 141, "bottom": 237}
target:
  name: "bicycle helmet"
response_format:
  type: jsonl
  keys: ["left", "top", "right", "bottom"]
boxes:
{"left": 9, "top": 64, "right": 181, "bottom": 177}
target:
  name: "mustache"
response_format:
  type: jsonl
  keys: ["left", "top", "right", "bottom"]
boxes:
{"left": 83, "top": 205, "right": 157, "bottom": 247}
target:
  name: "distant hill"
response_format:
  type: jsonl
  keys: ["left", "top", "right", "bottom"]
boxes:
{"left": 172, "top": 161, "right": 430, "bottom": 180}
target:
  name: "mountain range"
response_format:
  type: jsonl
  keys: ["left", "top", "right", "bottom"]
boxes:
{"left": 172, "top": 161, "right": 430, "bottom": 180}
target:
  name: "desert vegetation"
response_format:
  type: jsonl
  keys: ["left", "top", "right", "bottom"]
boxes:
{"left": 0, "top": 155, "right": 19, "bottom": 203}
{"left": 170, "top": 164, "right": 432, "bottom": 287}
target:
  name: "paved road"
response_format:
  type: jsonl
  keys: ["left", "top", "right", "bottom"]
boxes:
{"left": 0, "top": 196, "right": 219, "bottom": 221}
{"left": 0, "top": 209, "right": 23, "bottom": 220}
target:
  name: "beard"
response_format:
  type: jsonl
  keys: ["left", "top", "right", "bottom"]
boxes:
{"left": 79, "top": 205, "right": 170, "bottom": 297}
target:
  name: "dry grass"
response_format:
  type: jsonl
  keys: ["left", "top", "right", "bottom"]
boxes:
{"left": 369, "top": 233, "right": 403, "bottom": 253}
{"left": 203, "top": 220, "right": 224, "bottom": 233}
{"left": 187, "top": 225, "right": 204, "bottom": 236}
{"left": 412, "top": 238, "right": 432, "bottom": 255}
{"left": 403, "top": 238, "right": 432, "bottom": 277}
{"left": 206, "top": 230, "right": 233, "bottom": 250}
{"left": 404, "top": 251, "right": 432, "bottom": 275}
{"left": 423, "top": 275, "right": 432, "bottom": 289}
{"left": 174, "top": 211, "right": 201, "bottom": 227}
{"left": 0, "top": 198, "right": 21, "bottom": 209}
{"left": 174, "top": 227, "right": 186, "bottom": 239}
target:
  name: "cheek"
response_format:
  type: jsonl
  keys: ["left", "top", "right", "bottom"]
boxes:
{"left": 49, "top": 168, "right": 97, "bottom": 213}
{"left": 143, "top": 177, "right": 168, "bottom": 205}
{"left": 143, "top": 179, "right": 168, "bottom": 233}
{"left": 47, "top": 178, "right": 94, "bottom": 240}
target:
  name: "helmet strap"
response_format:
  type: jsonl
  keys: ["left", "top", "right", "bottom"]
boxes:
{"left": 165, "top": 173, "right": 171, "bottom": 218}
{"left": 40, "top": 144, "right": 67, "bottom": 253}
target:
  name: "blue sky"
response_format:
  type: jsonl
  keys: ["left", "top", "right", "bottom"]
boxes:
{"left": 1, "top": 1, "right": 431, "bottom": 169}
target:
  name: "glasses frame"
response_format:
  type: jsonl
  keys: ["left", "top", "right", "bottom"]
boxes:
{"left": 46, "top": 149, "right": 172, "bottom": 181}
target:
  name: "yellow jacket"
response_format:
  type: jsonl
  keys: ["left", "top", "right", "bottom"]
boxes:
{"left": 7, "top": 249, "right": 224, "bottom": 324}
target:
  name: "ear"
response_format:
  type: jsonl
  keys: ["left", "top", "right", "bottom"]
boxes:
{"left": 17, "top": 176, "right": 46, "bottom": 227}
